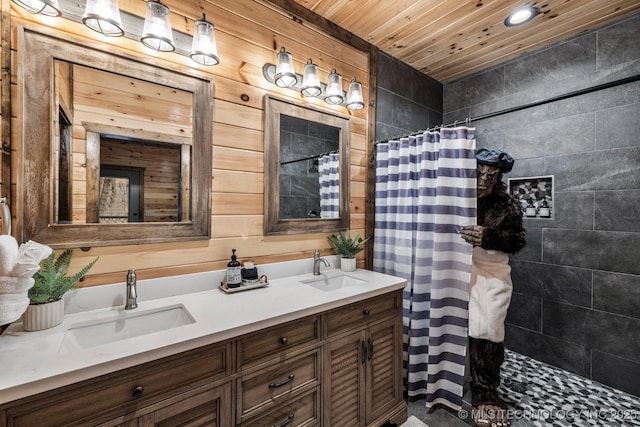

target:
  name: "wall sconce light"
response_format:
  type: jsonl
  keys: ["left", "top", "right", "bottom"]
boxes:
{"left": 263, "top": 50, "right": 363, "bottom": 111}
{"left": 190, "top": 14, "right": 219, "bottom": 66}
{"left": 345, "top": 79, "right": 364, "bottom": 110}
{"left": 301, "top": 59, "right": 322, "bottom": 97}
{"left": 19, "top": 0, "right": 223, "bottom": 65}
{"left": 274, "top": 47, "right": 297, "bottom": 88}
{"left": 141, "top": 0, "right": 175, "bottom": 52}
{"left": 324, "top": 69, "right": 344, "bottom": 105}
{"left": 11, "top": 0, "right": 61, "bottom": 16}
{"left": 82, "top": 0, "right": 124, "bottom": 37}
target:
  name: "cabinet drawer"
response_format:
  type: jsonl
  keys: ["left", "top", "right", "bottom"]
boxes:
{"left": 238, "top": 350, "right": 319, "bottom": 422}
{"left": 238, "top": 315, "right": 319, "bottom": 368}
{"left": 96, "top": 382, "right": 232, "bottom": 427}
{"left": 6, "top": 342, "right": 232, "bottom": 427}
{"left": 325, "top": 292, "right": 400, "bottom": 337}
{"left": 240, "top": 387, "right": 319, "bottom": 427}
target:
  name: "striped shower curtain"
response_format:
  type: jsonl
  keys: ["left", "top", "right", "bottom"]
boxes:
{"left": 373, "top": 127, "right": 476, "bottom": 410}
{"left": 318, "top": 152, "right": 340, "bottom": 218}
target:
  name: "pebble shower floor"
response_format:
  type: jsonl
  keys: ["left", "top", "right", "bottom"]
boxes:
{"left": 497, "top": 350, "right": 640, "bottom": 427}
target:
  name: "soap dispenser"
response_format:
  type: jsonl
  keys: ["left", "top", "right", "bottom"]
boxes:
{"left": 539, "top": 198, "right": 551, "bottom": 218}
{"left": 525, "top": 198, "right": 537, "bottom": 217}
{"left": 226, "top": 249, "right": 242, "bottom": 288}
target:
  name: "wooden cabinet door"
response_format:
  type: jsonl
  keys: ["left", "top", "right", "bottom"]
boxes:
{"left": 323, "top": 330, "right": 366, "bottom": 427}
{"left": 365, "top": 317, "right": 404, "bottom": 424}
{"left": 323, "top": 291, "right": 406, "bottom": 427}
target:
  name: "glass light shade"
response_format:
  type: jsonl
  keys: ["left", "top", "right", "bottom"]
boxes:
{"left": 82, "top": 0, "right": 124, "bottom": 37}
{"left": 324, "top": 69, "right": 344, "bottom": 105}
{"left": 191, "top": 15, "right": 219, "bottom": 66}
{"left": 346, "top": 80, "right": 365, "bottom": 110}
{"left": 12, "top": 0, "right": 61, "bottom": 16}
{"left": 301, "top": 59, "right": 322, "bottom": 97}
{"left": 141, "top": 0, "right": 175, "bottom": 52}
{"left": 274, "top": 47, "right": 297, "bottom": 88}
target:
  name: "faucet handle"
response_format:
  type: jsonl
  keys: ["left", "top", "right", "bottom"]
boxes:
{"left": 127, "top": 269, "right": 136, "bottom": 283}
{"left": 125, "top": 269, "right": 138, "bottom": 310}
{"left": 314, "top": 249, "right": 320, "bottom": 257}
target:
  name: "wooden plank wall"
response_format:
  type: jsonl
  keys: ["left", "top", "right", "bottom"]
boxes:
{"left": 0, "top": 0, "right": 8, "bottom": 218}
{"left": 70, "top": 64, "right": 192, "bottom": 223}
{"left": 72, "top": 64, "right": 194, "bottom": 143}
{"left": 100, "top": 139, "right": 181, "bottom": 222}
{"left": 7, "top": 0, "right": 369, "bottom": 286}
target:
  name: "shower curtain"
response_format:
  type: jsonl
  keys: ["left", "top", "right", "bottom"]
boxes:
{"left": 318, "top": 152, "right": 340, "bottom": 218}
{"left": 374, "top": 127, "right": 476, "bottom": 410}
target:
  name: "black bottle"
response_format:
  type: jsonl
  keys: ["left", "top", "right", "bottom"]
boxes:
{"left": 525, "top": 198, "right": 537, "bottom": 217}
{"left": 539, "top": 199, "right": 551, "bottom": 218}
{"left": 226, "top": 249, "right": 242, "bottom": 288}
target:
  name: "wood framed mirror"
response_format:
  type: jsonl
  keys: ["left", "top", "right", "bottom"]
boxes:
{"left": 17, "top": 26, "right": 212, "bottom": 248}
{"left": 264, "top": 96, "right": 350, "bottom": 235}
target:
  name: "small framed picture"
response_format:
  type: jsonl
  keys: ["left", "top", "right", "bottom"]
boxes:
{"left": 507, "top": 175, "right": 554, "bottom": 219}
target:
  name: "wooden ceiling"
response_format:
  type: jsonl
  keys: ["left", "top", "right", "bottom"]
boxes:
{"left": 289, "top": 0, "right": 640, "bottom": 83}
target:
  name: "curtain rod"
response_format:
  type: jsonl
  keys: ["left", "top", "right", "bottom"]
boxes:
{"left": 374, "top": 73, "right": 640, "bottom": 146}
{"left": 374, "top": 119, "right": 471, "bottom": 146}
{"left": 280, "top": 150, "right": 338, "bottom": 166}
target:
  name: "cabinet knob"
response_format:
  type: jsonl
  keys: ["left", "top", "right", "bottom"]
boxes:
{"left": 132, "top": 385, "right": 144, "bottom": 397}
{"left": 280, "top": 337, "right": 288, "bottom": 345}
{"left": 363, "top": 309, "right": 370, "bottom": 316}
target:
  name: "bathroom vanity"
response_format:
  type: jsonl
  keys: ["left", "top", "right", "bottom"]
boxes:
{"left": 0, "top": 266, "right": 407, "bottom": 426}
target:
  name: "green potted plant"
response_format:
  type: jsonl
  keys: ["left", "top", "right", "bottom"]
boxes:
{"left": 23, "top": 249, "right": 98, "bottom": 331}
{"left": 328, "top": 229, "right": 370, "bottom": 272}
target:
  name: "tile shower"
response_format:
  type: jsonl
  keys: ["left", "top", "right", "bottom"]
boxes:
{"left": 375, "top": 9, "right": 640, "bottom": 420}
{"left": 409, "top": 350, "right": 640, "bottom": 426}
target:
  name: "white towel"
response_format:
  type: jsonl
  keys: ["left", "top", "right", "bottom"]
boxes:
{"left": 0, "top": 235, "right": 19, "bottom": 276}
{"left": 11, "top": 240, "right": 53, "bottom": 277}
{"left": 0, "top": 276, "right": 35, "bottom": 324}
{"left": 400, "top": 416, "right": 429, "bottom": 427}
{"left": 468, "top": 247, "right": 513, "bottom": 342}
{"left": 0, "top": 240, "right": 51, "bottom": 325}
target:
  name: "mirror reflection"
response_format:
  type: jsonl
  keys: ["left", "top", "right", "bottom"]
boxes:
{"left": 264, "top": 96, "right": 350, "bottom": 235}
{"left": 54, "top": 60, "right": 193, "bottom": 225}
{"left": 279, "top": 115, "right": 340, "bottom": 219}
{"left": 19, "top": 28, "right": 212, "bottom": 248}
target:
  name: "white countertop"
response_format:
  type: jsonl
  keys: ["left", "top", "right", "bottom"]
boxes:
{"left": 0, "top": 261, "right": 405, "bottom": 405}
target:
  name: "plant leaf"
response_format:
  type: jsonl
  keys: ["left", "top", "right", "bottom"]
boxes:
{"left": 29, "top": 250, "right": 98, "bottom": 304}
{"left": 327, "top": 229, "right": 370, "bottom": 258}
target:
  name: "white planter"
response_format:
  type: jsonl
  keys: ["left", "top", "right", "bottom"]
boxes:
{"left": 22, "top": 299, "right": 65, "bottom": 331}
{"left": 0, "top": 276, "right": 34, "bottom": 325}
{"left": 340, "top": 257, "right": 357, "bottom": 272}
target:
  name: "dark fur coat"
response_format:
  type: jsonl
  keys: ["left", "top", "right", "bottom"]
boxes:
{"left": 477, "top": 182, "right": 526, "bottom": 254}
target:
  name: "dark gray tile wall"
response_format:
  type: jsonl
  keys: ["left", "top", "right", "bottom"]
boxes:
{"left": 443, "top": 12, "right": 640, "bottom": 397}
{"left": 279, "top": 115, "right": 339, "bottom": 219}
{"left": 375, "top": 51, "right": 443, "bottom": 142}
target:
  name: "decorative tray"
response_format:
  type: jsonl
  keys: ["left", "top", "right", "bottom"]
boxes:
{"left": 219, "top": 279, "right": 269, "bottom": 293}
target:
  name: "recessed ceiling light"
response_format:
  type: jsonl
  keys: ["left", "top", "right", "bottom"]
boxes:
{"left": 504, "top": 6, "right": 540, "bottom": 27}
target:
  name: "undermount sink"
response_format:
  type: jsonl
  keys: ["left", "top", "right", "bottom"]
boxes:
{"left": 58, "top": 304, "right": 194, "bottom": 354}
{"left": 301, "top": 270, "right": 366, "bottom": 291}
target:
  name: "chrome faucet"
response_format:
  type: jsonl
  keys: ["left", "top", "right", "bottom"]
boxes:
{"left": 125, "top": 269, "right": 138, "bottom": 310}
{"left": 313, "top": 249, "right": 330, "bottom": 275}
